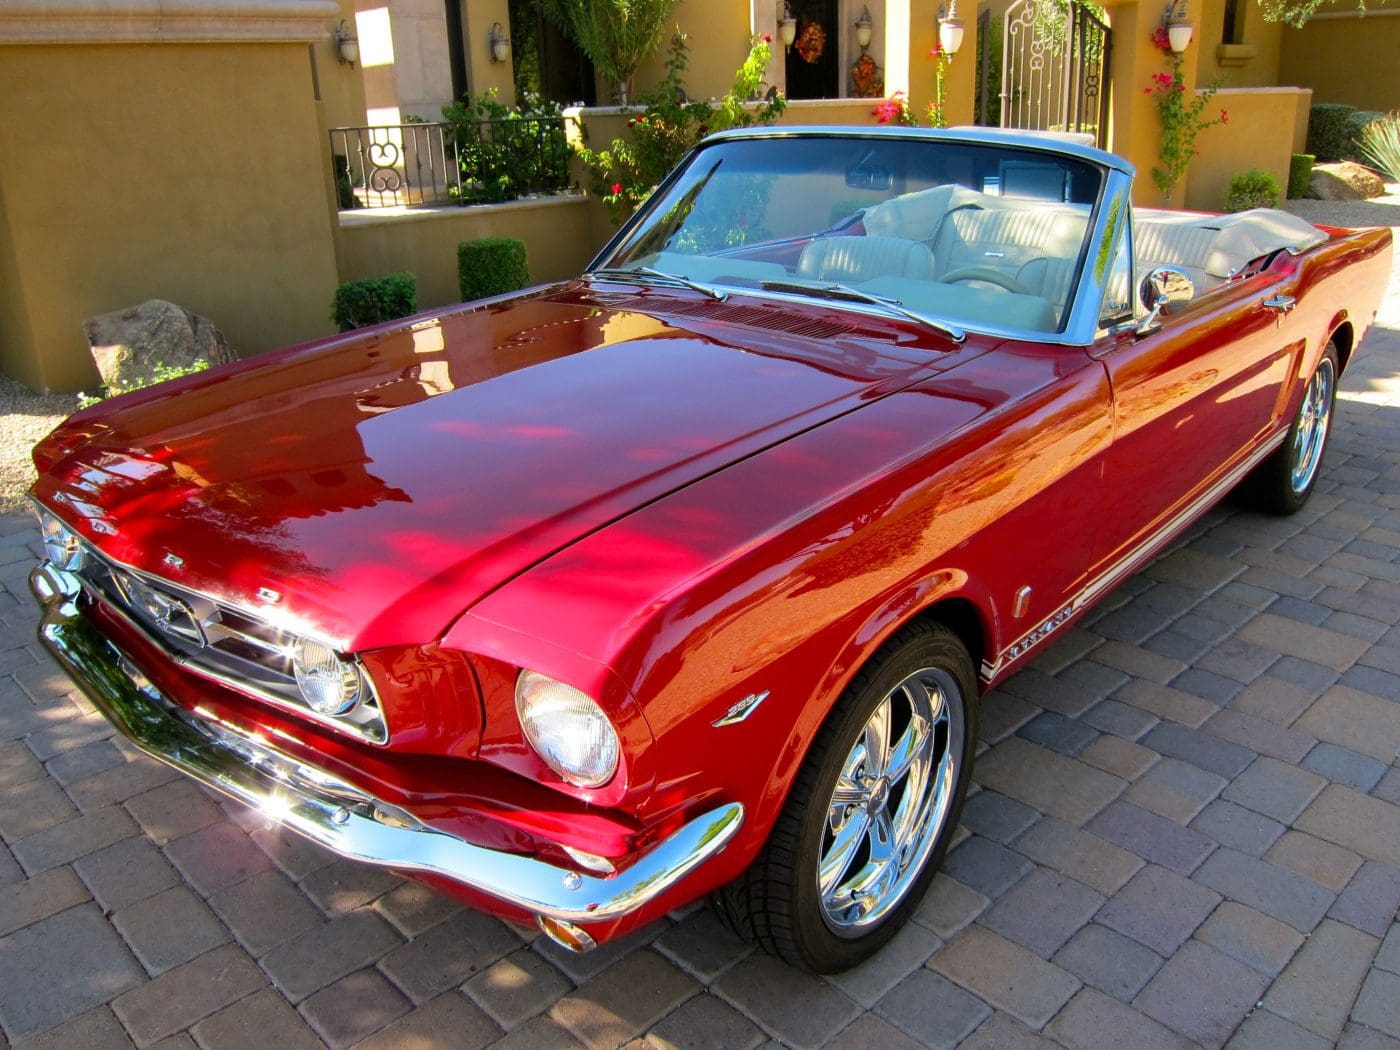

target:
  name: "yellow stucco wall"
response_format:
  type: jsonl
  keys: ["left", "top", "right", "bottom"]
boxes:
{"left": 630, "top": 0, "right": 756, "bottom": 103}
{"left": 1279, "top": 14, "right": 1400, "bottom": 111}
{"left": 1185, "top": 87, "right": 1308, "bottom": 211}
{"left": 318, "top": 0, "right": 368, "bottom": 129}
{"left": 1194, "top": 0, "right": 1284, "bottom": 88}
{"left": 0, "top": 42, "right": 342, "bottom": 392}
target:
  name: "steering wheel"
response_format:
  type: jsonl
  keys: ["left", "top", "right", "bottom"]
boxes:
{"left": 941, "top": 266, "right": 1033, "bottom": 296}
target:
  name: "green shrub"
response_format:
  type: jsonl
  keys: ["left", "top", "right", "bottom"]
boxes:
{"left": 332, "top": 153, "right": 359, "bottom": 210}
{"left": 1287, "top": 153, "right": 1315, "bottom": 199}
{"left": 77, "top": 360, "right": 210, "bottom": 409}
{"left": 1360, "top": 112, "right": 1400, "bottom": 183}
{"left": 1224, "top": 169, "right": 1282, "bottom": 212}
{"left": 1307, "top": 103, "right": 1356, "bottom": 162}
{"left": 457, "top": 238, "right": 530, "bottom": 302}
{"left": 330, "top": 273, "right": 417, "bottom": 332}
{"left": 1344, "top": 110, "right": 1387, "bottom": 161}
{"left": 439, "top": 91, "right": 572, "bottom": 206}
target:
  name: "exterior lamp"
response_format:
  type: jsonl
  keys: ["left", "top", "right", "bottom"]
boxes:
{"left": 855, "top": 7, "right": 874, "bottom": 51}
{"left": 487, "top": 21, "right": 510, "bottom": 63}
{"left": 1163, "top": 0, "right": 1193, "bottom": 52}
{"left": 937, "top": 0, "right": 965, "bottom": 57}
{"left": 778, "top": 2, "right": 798, "bottom": 50}
{"left": 332, "top": 19, "right": 359, "bottom": 66}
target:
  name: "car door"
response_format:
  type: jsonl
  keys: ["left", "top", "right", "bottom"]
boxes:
{"left": 1086, "top": 248, "right": 1308, "bottom": 578}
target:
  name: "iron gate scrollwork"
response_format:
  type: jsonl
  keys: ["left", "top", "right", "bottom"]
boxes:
{"left": 1000, "top": 0, "right": 1111, "bottom": 148}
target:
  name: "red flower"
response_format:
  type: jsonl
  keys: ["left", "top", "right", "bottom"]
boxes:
{"left": 1144, "top": 87, "right": 1152, "bottom": 94}
{"left": 763, "top": 32, "right": 772, "bottom": 42}
{"left": 1220, "top": 108, "right": 1229, "bottom": 124}
{"left": 610, "top": 183, "right": 623, "bottom": 195}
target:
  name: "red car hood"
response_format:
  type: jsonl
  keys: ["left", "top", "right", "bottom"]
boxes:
{"left": 33, "top": 285, "right": 982, "bottom": 650}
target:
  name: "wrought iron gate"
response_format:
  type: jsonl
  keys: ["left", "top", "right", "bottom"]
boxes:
{"left": 1000, "top": 0, "right": 1111, "bottom": 147}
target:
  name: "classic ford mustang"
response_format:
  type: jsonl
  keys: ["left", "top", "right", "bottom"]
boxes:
{"left": 27, "top": 128, "right": 1392, "bottom": 972}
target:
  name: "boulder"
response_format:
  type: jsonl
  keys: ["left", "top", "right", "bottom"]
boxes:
{"left": 83, "top": 299, "right": 234, "bottom": 392}
{"left": 1307, "top": 161, "right": 1386, "bottom": 201}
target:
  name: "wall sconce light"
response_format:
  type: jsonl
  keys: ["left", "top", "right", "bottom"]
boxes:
{"left": 333, "top": 19, "right": 359, "bottom": 66}
{"left": 1163, "top": 0, "right": 1193, "bottom": 52}
{"left": 778, "top": 2, "right": 797, "bottom": 50}
{"left": 937, "top": 0, "right": 965, "bottom": 57}
{"left": 487, "top": 21, "right": 510, "bottom": 63}
{"left": 854, "top": 6, "right": 874, "bottom": 51}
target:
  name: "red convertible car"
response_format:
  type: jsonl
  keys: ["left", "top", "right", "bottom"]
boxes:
{"left": 27, "top": 128, "right": 1392, "bottom": 972}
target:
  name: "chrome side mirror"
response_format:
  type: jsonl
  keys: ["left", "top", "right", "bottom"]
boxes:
{"left": 1135, "top": 265, "right": 1194, "bottom": 336}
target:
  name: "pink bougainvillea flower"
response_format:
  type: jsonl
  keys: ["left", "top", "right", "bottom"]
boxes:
{"left": 763, "top": 32, "right": 772, "bottom": 42}
{"left": 611, "top": 183, "right": 623, "bottom": 195}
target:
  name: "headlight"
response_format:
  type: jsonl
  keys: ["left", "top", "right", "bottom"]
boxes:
{"left": 292, "top": 640, "right": 362, "bottom": 716}
{"left": 515, "top": 670, "right": 620, "bottom": 788}
{"left": 35, "top": 506, "right": 85, "bottom": 571}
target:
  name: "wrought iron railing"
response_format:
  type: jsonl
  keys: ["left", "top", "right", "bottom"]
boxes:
{"left": 329, "top": 116, "right": 576, "bottom": 210}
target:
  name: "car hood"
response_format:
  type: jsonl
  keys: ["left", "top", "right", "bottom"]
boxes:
{"left": 34, "top": 285, "right": 985, "bottom": 650}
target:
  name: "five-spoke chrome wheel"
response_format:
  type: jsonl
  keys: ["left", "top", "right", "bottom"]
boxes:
{"left": 817, "top": 667, "right": 964, "bottom": 934}
{"left": 1290, "top": 354, "right": 1335, "bottom": 495}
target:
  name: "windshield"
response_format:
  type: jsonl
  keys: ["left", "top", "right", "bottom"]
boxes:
{"left": 595, "top": 135, "right": 1106, "bottom": 335}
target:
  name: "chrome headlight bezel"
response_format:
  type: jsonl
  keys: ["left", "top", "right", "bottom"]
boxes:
{"left": 514, "top": 669, "right": 621, "bottom": 789}
{"left": 291, "top": 639, "right": 364, "bottom": 716}
{"left": 33, "top": 504, "right": 86, "bottom": 572}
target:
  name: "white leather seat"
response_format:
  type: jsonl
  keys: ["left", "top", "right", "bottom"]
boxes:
{"left": 797, "top": 236, "right": 936, "bottom": 284}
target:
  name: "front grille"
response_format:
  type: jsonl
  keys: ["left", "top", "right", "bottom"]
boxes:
{"left": 74, "top": 549, "right": 388, "bottom": 744}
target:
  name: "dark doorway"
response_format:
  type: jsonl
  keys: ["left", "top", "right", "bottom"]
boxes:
{"left": 784, "top": 0, "right": 841, "bottom": 100}
{"left": 509, "top": 0, "right": 597, "bottom": 106}
{"left": 445, "top": 0, "right": 469, "bottom": 102}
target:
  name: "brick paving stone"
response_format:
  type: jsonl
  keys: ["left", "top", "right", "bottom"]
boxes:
{"left": 1329, "top": 861, "right": 1400, "bottom": 937}
{"left": 1238, "top": 613, "right": 1370, "bottom": 672}
{"left": 490, "top": 1014, "right": 587, "bottom": 1050}
{"left": 10, "top": 806, "right": 138, "bottom": 873}
{"left": 1228, "top": 1009, "right": 1335, "bottom": 1050}
{"left": 1055, "top": 658, "right": 1131, "bottom": 701}
{"left": 978, "top": 690, "right": 1039, "bottom": 744}
{"left": 1205, "top": 709, "right": 1316, "bottom": 763}
{"left": 0, "top": 865, "right": 89, "bottom": 937}
{"left": 123, "top": 780, "right": 223, "bottom": 846}
{"left": 1196, "top": 901, "right": 1305, "bottom": 978}
{"left": 190, "top": 988, "right": 323, "bottom": 1050}
{"left": 915, "top": 872, "right": 990, "bottom": 938}
{"left": 652, "top": 907, "right": 751, "bottom": 983}
{"left": 1115, "top": 678, "right": 1218, "bottom": 728}
{"left": 1265, "top": 918, "right": 1380, "bottom": 1041}
{"left": 1373, "top": 767, "right": 1400, "bottom": 805}
{"left": 0, "top": 775, "right": 78, "bottom": 841}
{"left": 1077, "top": 734, "right": 1157, "bottom": 780}
{"left": 379, "top": 909, "right": 519, "bottom": 1003}
{"left": 300, "top": 968, "right": 411, "bottom": 1049}
{"left": 1001, "top": 669, "right": 1100, "bottom": 719}
{"left": 1052, "top": 923, "right": 1163, "bottom": 1002}
{"left": 1199, "top": 637, "right": 1282, "bottom": 684}
{"left": 1296, "top": 785, "right": 1400, "bottom": 867}
{"left": 975, "top": 738, "right": 1125, "bottom": 826}
{"left": 1017, "top": 711, "right": 1098, "bottom": 756}
{"left": 246, "top": 825, "right": 338, "bottom": 883}
{"left": 1030, "top": 628, "right": 1104, "bottom": 676}
{"left": 1266, "top": 831, "right": 1365, "bottom": 891}
{"left": 25, "top": 712, "right": 116, "bottom": 762}
{"left": 465, "top": 949, "right": 573, "bottom": 1032}
{"left": 1142, "top": 723, "right": 1257, "bottom": 780}
{"left": 1295, "top": 686, "right": 1400, "bottom": 763}
{"left": 1194, "top": 847, "right": 1335, "bottom": 933}
{"left": 1134, "top": 939, "right": 1270, "bottom": 1047}
{"left": 962, "top": 1011, "right": 1064, "bottom": 1049}
{"left": 16, "top": 1006, "right": 133, "bottom": 1050}
{"left": 1191, "top": 800, "right": 1286, "bottom": 855}
{"left": 207, "top": 870, "right": 324, "bottom": 958}
{"left": 163, "top": 823, "right": 271, "bottom": 896}
{"left": 111, "top": 942, "right": 264, "bottom": 1045}
{"left": 1379, "top": 924, "right": 1400, "bottom": 974}
{"left": 942, "top": 834, "right": 1033, "bottom": 899}
{"left": 0, "top": 739, "right": 43, "bottom": 789}
{"left": 1224, "top": 757, "right": 1327, "bottom": 824}
{"left": 714, "top": 954, "right": 859, "bottom": 1050}
{"left": 533, "top": 924, "right": 659, "bottom": 985}
{"left": 874, "top": 968, "right": 991, "bottom": 1046}
{"left": 1097, "top": 864, "right": 1221, "bottom": 956}
{"left": 1270, "top": 656, "right": 1341, "bottom": 694}
{"left": 367, "top": 882, "right": 462, "bottom": 942}
{"left": 647, "top": 993, "right": 765, "bottom": 1050}
{"left": 1086, "top": 801, "right": 1215, "bottom": 875}
{"left": 1303, "top": 743, "right": 1390, "bottom": 792}
{"left": 1353, "top": 970, "right": 1400, "bottom": 1040}
{"left": 1171, "top": 668, "right": 1244, "bottom": 705}
{"left": 1087, "top": 640, "right": 1188, "bottom": 684}
{"left": 825, "top": 1012, "right": 924, "bottom": 1050}
{"left": 1228, "top": 675, "right": 1322, "bottom": 727}
{"left": 960, "top": 789, "right": 1039, "bottom": 844}
{"left": 1046, "top": 988, "right": 1195, "bottom": 1050}
{"left": 112, "top": 885, "right": 229, "bottom": 975}
{"left": 1146, "top": 629, "right": 1219, "bottom": 666}
{"left": 299, "top": 858, "right": 401, "bottom": 917}
{"left": 825, "top": 920, "right": 940, "bottom": 1008}
{"left": 930, "top": 925, "right": 1080, "bottom": 1030}
{"left": 72, "top": 835, "right": 180, "bottom": 913}
{"left": 1125, "top": 758, "right": 1228, "bottom": 823}
{"left": 980, "top": 867, "right": 1105, "bottom": 957}
{"left": 261, "top": 909, "right": 403, "bottom": 1003}
{"left": 67, "top": 757, "right": 178, "bottom": 814}
{"left": 1011, "top": 816, "right": 1143, "bottom": 897}
{"left": 1081, "top": 698, "right": 1159, "bottom": 740}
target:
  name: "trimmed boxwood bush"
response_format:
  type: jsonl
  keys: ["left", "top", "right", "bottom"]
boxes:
{"left": 1307, "top": 103, "right": 1357, "bottom": 162}
{"left": 458, "top": 237, "right": 530, "bottom": 302}
{"left": 1287, "top": 153, "right": 1315, "bottom": 199}
{"left": 1224, "top": 169, "right": 1282, "bottom": 212}
{"left": 330, "top": 272, "right": 417, "bottom": 332}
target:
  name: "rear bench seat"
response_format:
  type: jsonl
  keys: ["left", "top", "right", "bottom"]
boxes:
{"left": 1133, "top": 208, "right": 1327, "bottom": 297}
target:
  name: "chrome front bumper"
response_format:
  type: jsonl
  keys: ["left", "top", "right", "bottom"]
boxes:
{"left": 29, "top": 562, "right": 743, "bottom": 938}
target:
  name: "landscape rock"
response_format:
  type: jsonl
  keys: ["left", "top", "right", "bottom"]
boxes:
{"left": 83, "top": 299, "right": 234, "bottom": 392}
{"left": 1307, "top": 161, "right": 1386, "bottom": 201}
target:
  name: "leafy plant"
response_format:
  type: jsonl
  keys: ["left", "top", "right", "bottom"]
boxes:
{"left": 1307, "top": 103, "right": 1356, "bottom": 163}
{"left": 331, "top": 273, "right": 417, "bottom": 332}
{"left": 77, "top": 360, "right": 210, "bottom": 409}
{"left": 439, "top": 90, "right": 572, "bottom": 206}
{"left": 1224, "top": 169, "right": 1282, "bottom": 211}
{"left": 1287, "top": 154, "right": 1315, "bottom": 199}
{"left": 458, "top": 238, "right": 531, "bottom": 301}
{"left": 1148, "top": 54, "right": 1227, "bottom": 200}
{"left": 1344, "top": 110, "right": 1386, "bottom": 162}
{"left": 1359, "top": 112, "right": 1400, "bottom": 183}
{"left": 536, "top": 0, "right": 679, "bottom": 103}
{"left": 576, "top": 33, "right": 785, "bottom": 222}
{"left": 333, "top": 153, "right": 360, "bottom": 210}
{"left": 1258, "top": 0, "right": 1372, "bottom": 28}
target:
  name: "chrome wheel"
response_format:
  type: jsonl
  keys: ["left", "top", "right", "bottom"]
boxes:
{"left": 1290, "top": 356, "right": 1335, "bottom": 495}
{"left": 817, "top": 667, "right": 965, "bottom": 934}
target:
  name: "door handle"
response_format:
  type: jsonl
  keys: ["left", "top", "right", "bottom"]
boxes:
{"left": 1262, "top": 295, "right": 1296, "bottom": 327}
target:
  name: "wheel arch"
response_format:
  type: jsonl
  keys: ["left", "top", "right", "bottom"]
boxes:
{"left": 1330, "top": 317, "right": 1355, "bottom": 374}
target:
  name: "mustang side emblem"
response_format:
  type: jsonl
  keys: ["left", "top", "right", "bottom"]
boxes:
{"left": 163, "top": 552, "right": 184, "bottom": 570}
{"left": 712, "top": 691, "right": 770, "bottom": 727}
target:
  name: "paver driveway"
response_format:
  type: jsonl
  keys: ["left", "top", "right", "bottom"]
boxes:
{"left": 1, "top": 256, "right": 1399, "bottom": 1049}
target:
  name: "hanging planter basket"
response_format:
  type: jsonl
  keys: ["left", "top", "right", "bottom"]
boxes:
{"left": 795, "top": 21, "right": 826, "bottom": 63}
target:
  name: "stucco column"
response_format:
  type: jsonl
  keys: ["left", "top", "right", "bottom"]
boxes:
{"left": 463, "top": 0, "right": 515, "bottom": 107}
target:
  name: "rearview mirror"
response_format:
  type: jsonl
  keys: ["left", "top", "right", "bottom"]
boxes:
{"left": 1136, "top": 265, "right": 1194, "bottom": 336}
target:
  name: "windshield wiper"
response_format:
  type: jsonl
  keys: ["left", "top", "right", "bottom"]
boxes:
{"left": 759, "top": 279, "right": 966, "bottom": 344}
{"left": 586, "top": 266, "right": 728, "bottom": 302}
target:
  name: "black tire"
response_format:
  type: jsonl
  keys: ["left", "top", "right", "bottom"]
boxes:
{"left": 712, "top": 620, "right": 978, "bottom": 972}
{"left": 1243, "top": 343, "right": 1340, "bottom": 516}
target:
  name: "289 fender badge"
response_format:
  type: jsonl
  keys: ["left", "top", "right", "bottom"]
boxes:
{"left": 712, "top": 691, "right": 770, "bottom": 727}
